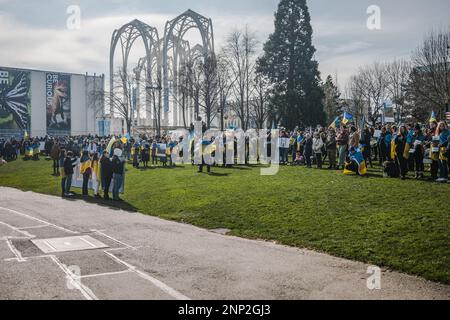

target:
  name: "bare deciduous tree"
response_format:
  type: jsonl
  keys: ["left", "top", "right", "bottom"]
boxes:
{"left": 385, "top": 59, "right": 412, "bottom": 122}
{"left": 216, "top": 53, "right": 235, "bottom": 130}
{"left": 92, "top": 70, "right": 134, "bottom": 134}
{"left": 407, "top": 28, "right": 450, "bottom": 120}
{"left": 348, "top": 62, "right": 389, "bottom": 125}
{"left": 251, "top": 73, "right": 271, "bottom": 129}
{"left": 182, "top": 54, "right": 219, "bottom": 129}
{"left": 224, "top": 27, "right": 258, "bottom": 130}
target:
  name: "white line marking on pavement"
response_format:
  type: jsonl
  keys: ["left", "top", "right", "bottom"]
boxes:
{"left": 5, "top": 238, "right": 26, "bottom": 262}
{"left": 104, "top": 250, "right": 191, "bottom": 300}
{"left": 18, "top": 225, "right": 50, "bottom": 230}
{"left": 80, "top": 270, "right": 133, "bottom": 279}
{"left": 0, "top": 221, "right": 35, "bottom": 238}
{"left": 0, "top": 206, "right": 78, "bottom": 235}
{"left": 49, "top": 255, "right": 98, "bottom": 301}
{"left": 91, "top": 229, "right": 136, "bottom": 250}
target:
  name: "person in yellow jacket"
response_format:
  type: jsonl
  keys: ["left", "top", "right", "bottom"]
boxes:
{"left": 80, "top": 151, "right": 92, "bottom": 196}
{"left": 91, "top": 152, "right": 101, "bottom": 198}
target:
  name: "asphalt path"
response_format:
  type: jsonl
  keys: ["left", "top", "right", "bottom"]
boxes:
{"left": 0, "top": 187, "right": 449, "bottom": 300}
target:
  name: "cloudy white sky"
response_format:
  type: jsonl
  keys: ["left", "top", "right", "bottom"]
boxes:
{"left": 0, "top": 0, "right": 449, "bottom": 88}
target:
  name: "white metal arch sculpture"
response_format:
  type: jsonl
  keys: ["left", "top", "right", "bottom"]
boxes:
{"left": 163, "top": 9, "right": 215, "bottom": 119}
{"left": 109, "top": 19, "right": 160, "bottom": 116}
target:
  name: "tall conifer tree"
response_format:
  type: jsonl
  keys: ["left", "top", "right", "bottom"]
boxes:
{"left": 258, "top": 0, "right": 325, "bottom": 128}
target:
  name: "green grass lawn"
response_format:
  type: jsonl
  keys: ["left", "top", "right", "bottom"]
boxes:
{"left": 1, "top": 157, "right": 449, "bottom": 284}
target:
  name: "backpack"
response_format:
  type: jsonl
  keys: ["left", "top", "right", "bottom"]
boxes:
{"left": 383, "top": 161, "right": 399, "bottom": 178}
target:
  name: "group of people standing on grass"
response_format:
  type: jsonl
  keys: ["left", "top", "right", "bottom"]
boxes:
{"left": 2, "top": 118, "right": 450, "bottom": 199}
{"left": 279, "top": 119, "right": 450, "bottom": 182}
{"left": 0, "top": 136, "right": 42, "bottom": 162}
{"left": 52, "top": 139, "right": 126, "bottom": 201}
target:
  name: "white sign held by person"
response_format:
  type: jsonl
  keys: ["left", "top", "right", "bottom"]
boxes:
{"left": 71, "top": 159, "right": 125, "bottom": 194}
{"left": 279, "top": 137, "right": 290, "bottom": 149}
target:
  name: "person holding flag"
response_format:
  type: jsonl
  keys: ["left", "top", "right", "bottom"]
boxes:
{"left": 392, "top": 126, "right": 409, "bottom": 180}
{"left": 63, "top": 151, "right": 76, "bottom": 197}
{"left": 198, "top": 138, "right": 214, "bottom": 173}
{"left": 411, "top": 124, "right": 426, "bottom": 180}
{"left": 336, "top": 125, "right": 349, "bottom": 170}
{"left": 100, "top": 151, "right": 113, "bottom": 200}
{"left": 111, "top": 148, "right": 125, "bottom": 201}
{"left": 91, "top": 152, "right": 101, "bottom": 198}
{"left": 435, "top": 121, "right": 449, "bottom": 182}
{"left": 24, "top": 143, "right": 33, "bottom": 160}
{"left": 326, "top": 128, "right": 337, "bottom": 169}
{"left": 80, "top": 150, "right": 92, "bottom": 196}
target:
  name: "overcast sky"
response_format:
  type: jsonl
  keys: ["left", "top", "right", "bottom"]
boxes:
{"left": 1, "top": 0, "right": 449, "bottom": 88}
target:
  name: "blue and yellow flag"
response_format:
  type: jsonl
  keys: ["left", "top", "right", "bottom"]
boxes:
{"left": 25, "top": 146, "right": 33, "bottom": 157}
{"left": 390, "top": 134, "right": 398, "bottom": 160}
{"left": 342, "top": 112, "right": 353, "bottom": 125}
{"left": 329, "top": 117, "right": 340, "bottom": 129}
{"left": 80, "top": 159, "right": 92, "bottom": 174}
{"left": 344, "top": 148, "right": 367, "bottom": 176}
{"left": 80, "top": 153, "right": 92, "bottom": 174}
{"left": 403, "top": 130, "right": 415, "bottom": 159}
{"left": 202, "top": 140, "right": 217, "bottom": 156}
{"left": 429, "top": 111, "right": 437, "bottom": 123}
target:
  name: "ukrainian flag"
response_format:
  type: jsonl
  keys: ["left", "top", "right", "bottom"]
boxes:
{"left": 202, "top": 140, "right": 216, "bottom": 156}
{"left": 429, "top": 111, "right": 437, "bottom": 123}
{"left": 344, "top": 148, "right": 367, "bottom": 176}
{"left": 342, "top": 112, "right": 353, "bottom": 125}
{"left": 25, "top": 146, "right": 33, "bottom": 157}
{"left": 296, "top": 135, "right": 304, "bottom": 152}
{"left": 329, "top": 117, "right": 340, "bottom": 129}
{"left": 80, "top": 159, "right": 92, "bottom": 174}
{"left": 391, "top": 135, "right": 397, "bottom": 160}
{"left": 403, "top": 130, "right": 415, "bottom": 159}
{"left": 80, "top": 154, "right": 92, "bottom": 174}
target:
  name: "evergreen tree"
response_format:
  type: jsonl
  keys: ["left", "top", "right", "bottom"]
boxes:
{"left": 322, "top": 75, "right": 341, "bottom": 123}
{"left": 257, "top": 0, "right": 325, "bottom": 129}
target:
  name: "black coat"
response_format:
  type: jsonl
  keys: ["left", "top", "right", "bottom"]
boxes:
{"left": 100, "top": 157, "right": 113, "bottom": 179}
{"left": 111, "top": 156, "right": 125, "bottom": 175}
{"left": 63, "top": 157, "right": 75, "bottom": 175}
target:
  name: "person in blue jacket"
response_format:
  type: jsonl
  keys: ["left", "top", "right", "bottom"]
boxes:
{"left": 436, "top": 121, "right": 449, "bottom": 182}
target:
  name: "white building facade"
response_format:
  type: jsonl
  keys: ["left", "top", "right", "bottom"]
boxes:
{"left": 0, "top": 66, "right": 104, "bottom": 138}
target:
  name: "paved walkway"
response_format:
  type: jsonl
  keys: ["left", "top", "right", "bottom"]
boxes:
{"left": 0, "top": 187, "right": 449, "bottom": 300}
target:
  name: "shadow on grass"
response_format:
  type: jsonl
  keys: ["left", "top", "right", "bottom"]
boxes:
{"left": 136, "top": 165, "right": 183, "bottom": 172}
{"left": 220, "top": 166, "right": 253, "bottom": 171}
{"left": 64, "top": 193, "right": 139, "bottom": 212}
{"left": 364, "top": 173, "right": 385, "bottom": 179}
{"left": 206, "top": 172, "right": 230, "bottom": 177}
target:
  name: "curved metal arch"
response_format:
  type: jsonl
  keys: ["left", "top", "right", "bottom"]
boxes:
{"left": 109, "top": 19, "right": 161, "bottom": 116}
{"left": 163, "top": 9, "right": 215, "bottom": 118}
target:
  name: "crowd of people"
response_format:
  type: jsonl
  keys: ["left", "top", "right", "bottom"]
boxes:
{"left": 1, "top": 119, "right": 449, "bottom": 201}
{"left": 280, "top": 119, "right": 450, "bottom": 182}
